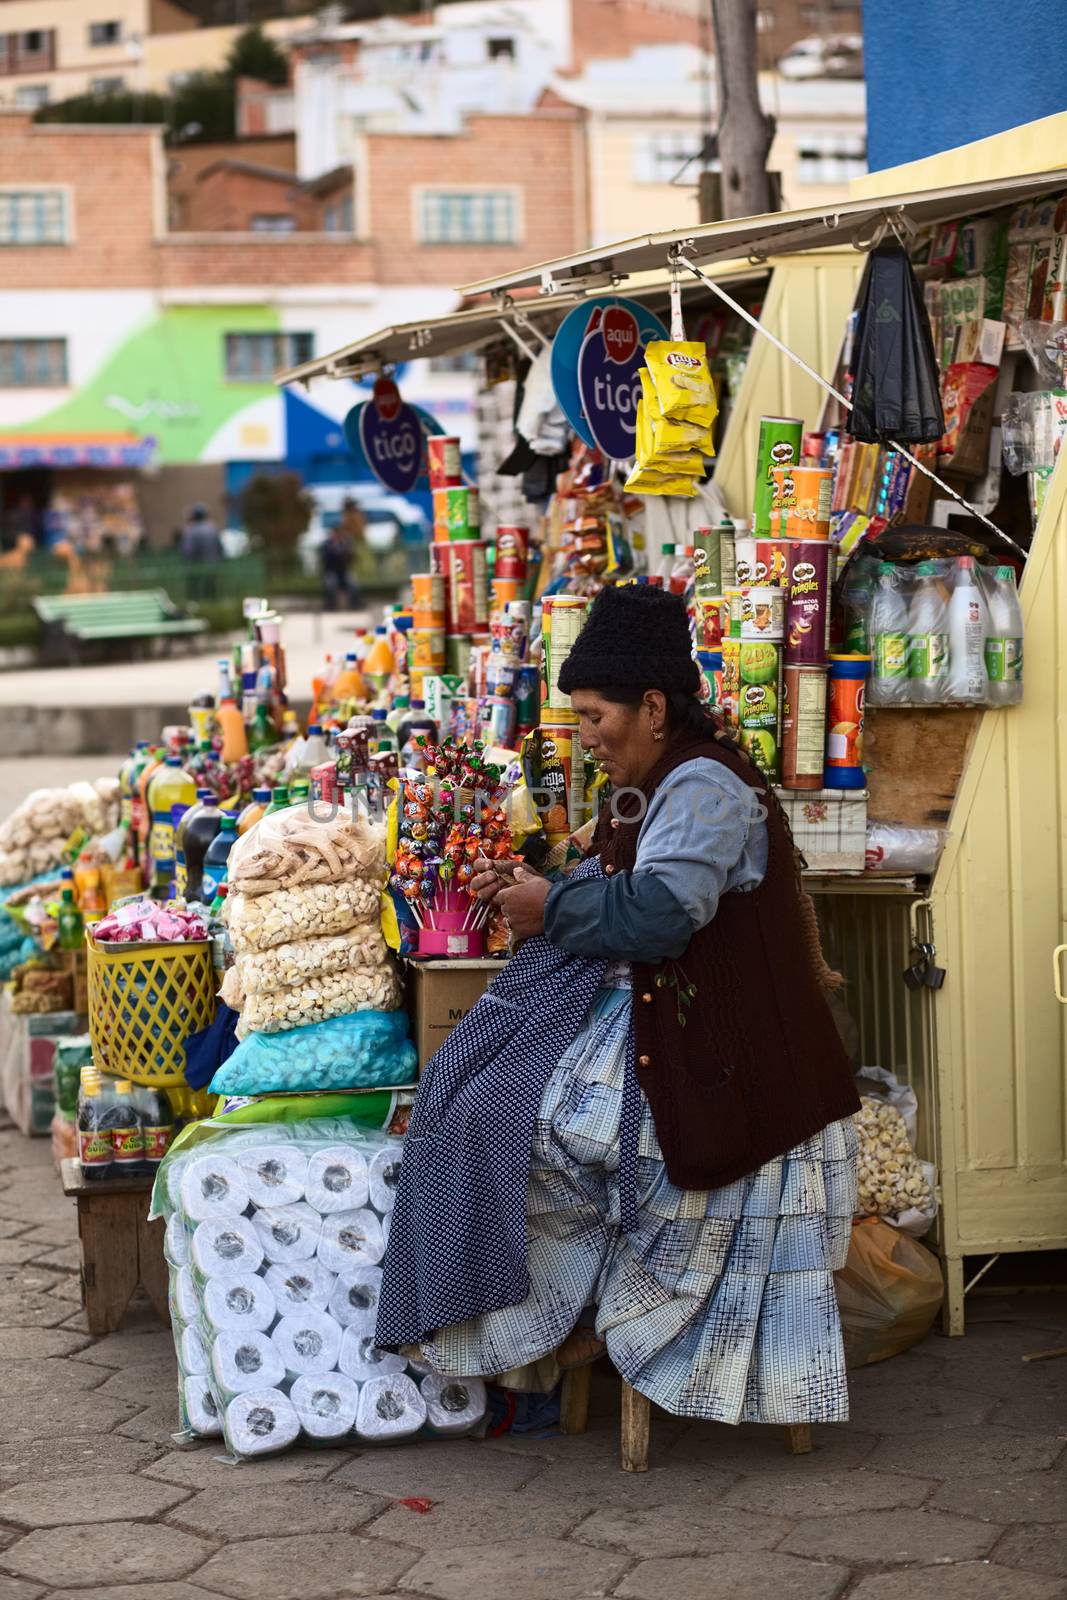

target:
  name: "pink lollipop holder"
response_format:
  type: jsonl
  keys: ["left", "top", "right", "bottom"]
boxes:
{"left": 415, "top": 886, "right": 485, "bottom": 958}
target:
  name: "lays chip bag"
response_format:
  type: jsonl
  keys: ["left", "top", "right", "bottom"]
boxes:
{"left": 625, "top": 342, "right": 717, "bottom": 498}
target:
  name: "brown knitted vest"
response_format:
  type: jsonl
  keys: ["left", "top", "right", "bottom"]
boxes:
{"left": 593, "top": 729, "right": 859, "bottom": 1191}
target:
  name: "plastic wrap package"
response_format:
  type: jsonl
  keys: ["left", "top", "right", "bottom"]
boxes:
{"left": 0, "top": 779, "right": 121, "bottom": 887}
{"left": 236, "top": 964, "right": 403, "bottom": 1038}
{"left": 228, "top": 806, "right": 386, "bottom": 898}
{"left": 223, "top": 880, "right": 380, "bottom": 953}
{"left": 152, "top": 1117, "right": 486, "bottom": 1458}
{"left": 853, "top": 1067, "right": 937, "bottom": 1237}
{"left": 232, "top": 928, "right": 390, "bottom": 995}
{"left": 834, "top": 1217, "right": 944, "bottom": 1367}
{"left": 864, "top": 825, "right": 946, "bottom": 876}
{"left": 210, "top": 1010, "right": 417, "bottom": 1097}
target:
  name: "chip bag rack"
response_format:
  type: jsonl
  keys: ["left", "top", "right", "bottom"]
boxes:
{"left": 86, "top": 932, "right": 216, "bottom": 1087}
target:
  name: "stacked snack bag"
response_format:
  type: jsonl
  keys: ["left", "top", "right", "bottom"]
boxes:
{"left": 626, "top": 340, "right": 718, "bottom": 498}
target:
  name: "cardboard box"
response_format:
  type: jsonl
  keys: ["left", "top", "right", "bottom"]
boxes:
{"left": 405, "top": 959, "right": 507, "bottom": 1070}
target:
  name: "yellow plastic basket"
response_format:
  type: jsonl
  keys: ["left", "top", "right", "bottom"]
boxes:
{"left": 86, "top": 934, "right": 217, "bottom": 1087}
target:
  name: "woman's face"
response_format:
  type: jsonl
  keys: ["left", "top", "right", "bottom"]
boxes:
{"left": 570, "top": 689, "right": 667, "bottom": 789}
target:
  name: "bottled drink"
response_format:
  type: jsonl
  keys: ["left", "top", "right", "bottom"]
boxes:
{"left": 907, "top": 562, "right": 950, "bottom": 705}
{"left": 134, "top": 747, "right": 165, "bottom": 868}
{"left": 249, "top": 701, "right": 277, "bottom": 753}
{"left": 216, "top": 697, "right": 248, "bottom": 764}
{"left": 176, "top": 790, "right": 219, "bottom": 902}
{"left": 332, "top": 652, "right": 366, "bottom": 706}
{"left": 200, "top": 813, "right": 238, "bottom": 905}
{"left": 77, "top": 1069, "right": 111, "bottom": 1181}
{"left": 58, "top": 887, "right": 85, "bottom": 952}
{"left": 289, "top": 778, "right": 310, "bottom": 805}
{"left": 79, "top": 868, "right": 107, "bottom": 920}
{"left": 984, "top": 565, "right": 1024, "bottom": 707}
{"left": 216, "top": 657, "right": 236, "bottom": 705}
{"left": 265, "top": 785, "right": 290, "bottom": 816}
{"left": 210, "top": 879, "right": 229, "bottom": 918}
{"left": 138, "top": 1083, "right": 174, "bottom": 1174}
{"left": 659, "top": 542, "right": 676, "bottom": 585}
{"left": 946, "top": 556, "right": 990, "bottom": 704}
{"left": 118, "top": 745, "right": 142, "bottom": 834}
{"left": 146, "top": 757, "right": 196, "bottom": 892}
{"left": 110, "top": 1079, "right": 145, "bottom": 1177}
{"left": 398, "top": 701, "right": 437, "bottom": 765}
{"left": 363, "top": 629, "right": 395, "bottom": 691}
{"left": 669, "top": 545, "right": 696, "bottom": 596}
{"left": 238, "top": 787, "right": 272, "bottom": 835}
{"left": 303, "top": 723, "right": 329, "bottom": 772}
{"left": 868, "top": 563, "right": 911, "bottom": 705}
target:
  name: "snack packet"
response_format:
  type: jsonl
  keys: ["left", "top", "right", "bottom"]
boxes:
{"left": 644, "top": 340, "right": 717, "bottom": 423}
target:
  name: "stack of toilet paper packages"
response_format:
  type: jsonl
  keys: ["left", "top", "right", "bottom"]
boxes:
{"left": 157, "top": 1119, "right": 487, "bottom": 1458}
{"left": 221, "top": 806, "right": 402, "bottom": 1038}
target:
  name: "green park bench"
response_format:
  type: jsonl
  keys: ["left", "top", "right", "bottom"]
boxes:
{"left": 33, "top": 588, "right": 208, "bottom": 664}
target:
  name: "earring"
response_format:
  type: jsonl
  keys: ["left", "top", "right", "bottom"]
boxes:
{"left": 650, "top": 718, "right": 665, "bottom": 743}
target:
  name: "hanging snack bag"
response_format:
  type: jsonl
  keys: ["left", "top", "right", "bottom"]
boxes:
{"left": 643, "top": 340, "right": 717, "bottom": 428}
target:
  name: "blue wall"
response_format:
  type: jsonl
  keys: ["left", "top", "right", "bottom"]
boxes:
{"left": 863, "top": 0, "right": 1067, "bottom": 171}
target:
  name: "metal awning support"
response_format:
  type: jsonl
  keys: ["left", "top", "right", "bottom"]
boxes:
{"left": 672, "top": 245, "right": 1028, "bottom": 559}
{"left": 496, "top": 318, "right": 539, "bottom": 363}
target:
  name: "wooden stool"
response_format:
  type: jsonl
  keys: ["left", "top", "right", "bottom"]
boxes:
{"left": 560, "top": 1363, "right": 813, "bottom": 1471}
{"left": 60, "top": 1159, "right": 170, "bottom": 1335}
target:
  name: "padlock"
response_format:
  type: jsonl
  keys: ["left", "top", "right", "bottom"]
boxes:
{"left": 923, "top": 962, "right": 947, "bottom": 990}
{"left": 903, "top": 962, "right": 925, "bottom": 991}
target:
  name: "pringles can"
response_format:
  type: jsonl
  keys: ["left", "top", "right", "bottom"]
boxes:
{"left": 411, "top": 572, "right": 446, "bottom": 629}
{"left": 738, "top": 640, "right": 782, "bottom": 781}
{"left": 756, "top": 538, "right": 790, "bottom": 587}
{"left": 753, "top": 415, "right": 803, "bottom": 536}
{"left": 824, "top": 654, "right": 870, "bottom": 789}
{"left": 532, "top": 723, "right": 585, "bottom": 843}
{"left": 410, "top": 627, "right": 446, "bottom": 672}
{"left": 494, "top": 525, "right": 529, "bottom": 581}
{"left": 695, "top": 596, "right": 723, "bottom": 650}
{"left": 734, "top": 537, "right": 759, "bottom": 585}
{"left": 732, "top": 585, "right": 785, "bottom": 642}
{"left": 697, "top": 648, "right": 723, "bottom": 711}
{"left": 692, "top": 526, "right": 722, "bottom": 592}
{"left": 446, "top": 633, "right": 474, "bottom": 681}
{"left": 785, "top": 539, "right": 831, "bottom": 666}
{"left": 781, "top": 663, "right": 828, "bottom": 791}
{"left": 427, "top": 436, "right": 462, "bottom": 488}
{"left": 490, "top": 577, "right": 522, "bottom": 618}
{"left": 447, "top": 541, "right": 488, "bottom": 633}
{"left": 720, "top": 638, "right": 741, "bottom": 731}
{"left": 540, "top": 594, "right": 589, "bottom": 724}
{"left": 775, "top": 464, "right": 832, "bottom": 540}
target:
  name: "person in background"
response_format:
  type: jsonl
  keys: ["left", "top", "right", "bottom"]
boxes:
{"left": 180, "top": 504, "right": 223, "bottom": 565}
{"left": 321, "top": 499, "right": 364, "bottom": 610}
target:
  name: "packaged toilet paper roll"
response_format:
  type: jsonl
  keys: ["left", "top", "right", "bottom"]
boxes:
{"left": 179, "top": 1154, "right": 250, "bottom": 1223}
{"left": 191, "top": 1216, "right": 265, "bottom": 1281}
{"left": 355, "top": 1372, "right": 427, "bottom": 1443}
{"left": 290, "top": 1372, "right": 360, "bottom": 1440}
{"left": 238, "top": 1145, "right": 308, "bottom": 1210}
{"left": 338, "top": 1319, "right": 406, "bottom": 1383}
{"left": 179, "top": 1323, "right": 208, "bottom": 1377}
{"left": 203, "top": 1272, "right": 277, "bottom": 1336}
{"left": 420, "top": 1371, "right": 488, "bottom": 1437}
{"left": 225, "top": 1387, "right": 301, "bottom": 1458}
{"left": 327, "top": 1266, "right": 382, "bottom": 1328}
{"left": 252, "top": 1202, "right": 322, "bottom": 1265}
{"left": 271, "top": 1307, "right": 342, "bottom": 1378}
{"left": 181, "top": 1374, "right": 223, "bottom": 1437}
{"left": 318, "top": 1209, "right": 385, "bottom": 1274}
{"left": 165, "top": 1212, "right": 189, "bottom": 1268}
{"left": 368, "top": 1146, "right": 402, "bottom": 1216}
{"left": 170, "top": 1265, "right": 200, "bottom": 1325}
{"left": 211, "top": 1327, "right": 286, "bottom": 1397}
{"left": 305, "top": 1146, "right": 370, "bottom": 1214}
{"left": 162, "top": 1150, "right": 194, "bottom": 1210}
{"left": 265, "top": 1260, "right": 335, "bottom": 1313}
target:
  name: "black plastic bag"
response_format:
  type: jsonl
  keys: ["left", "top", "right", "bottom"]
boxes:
{"left": 848, "top": 244, "right": 944, "bottom": 445}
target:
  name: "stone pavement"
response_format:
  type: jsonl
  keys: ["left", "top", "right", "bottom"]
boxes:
{"left": 0, "top": 1126, "right": 1064, "bottom": 1600}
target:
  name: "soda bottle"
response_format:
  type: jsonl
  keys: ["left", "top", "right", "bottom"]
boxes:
{"left": 946, "top": 556, "right": 990, "bottom": 704}
{"left": 58, "top": 887, "right": 85, "bottom": 952}
{"left": 175, "top": 789, "right": 216, "bottom": 901}
{"left": 907, "top": 562, "right": 950, "bottom": 705}
{"left": 134, "top": 746, "right": 165, "bottom": 869}
{"left": 138, "top": 1083, "right": 174, "bottom": 1176}
{"left": 984, "top": 564, "right": 1024, "bottom": 707}
{"left": 658, "top": 542, "right": 676, "bottom": 585}
{"left": 200, "top": 813, "right": 238, "bottom": 905}
{"left": 216, "top": 696, "right": 248, "bottom": 764}
{"left": 238, "top": 787, "right": 272, "bottom": 835}
{"left": 265, "top": 784, "right": 290, "bottom": 816}
{"left": 289, "top": 778, "right": 311, "bottom": 805}
{"left": 147, "top": 757, "right": 196, "bottom": 891}
{"left": 77, "top": 1069, "right": 111, "bottom": 1181}
{"left": 868, "top": 563, "right": 911, "bottom": 706}
{"left": 79, "top": 868, "right": 107, "bottom": 920}
{"left": 117, "top": 745, "right": 142, "bottom": 834}
{"left": 249, "top": 701, "right": 277, "bottom": 753}
{"left": 109, "top": 1079, "right": 145, "bottom": 1177}
{"left": 669, "top": 545, "right": 696, "bottom": 596}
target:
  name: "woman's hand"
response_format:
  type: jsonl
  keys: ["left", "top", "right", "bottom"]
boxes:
{"left": 470, "top": 854, "right": 516, "bottom": 904}
{"left": 497, "top": 867, "right": 551, "bottom": 943}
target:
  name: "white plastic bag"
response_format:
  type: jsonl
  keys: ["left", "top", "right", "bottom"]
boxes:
{"left": 228, "top": 805, "right": 386, "bottom": 898}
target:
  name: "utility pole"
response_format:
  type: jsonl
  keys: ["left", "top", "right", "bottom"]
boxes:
{"left": 710, "top": 0, "right": 776, "bottom": 219}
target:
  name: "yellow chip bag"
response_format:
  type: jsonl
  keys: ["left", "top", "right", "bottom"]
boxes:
{"left": 624, "top": 462, "right": 699, "bottom": 498}
{"left": 653, "top": 413, "right": 712, "bottom": 452}
{"left": 644, "top": 339, "right": 717, "bottom": 423}
{"left": 634, "top": 392, "right": 655, "bottom": 470}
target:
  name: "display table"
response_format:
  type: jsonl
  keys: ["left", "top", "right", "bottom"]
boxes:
{"left": 60, "top": 1158, "right": 169, "bottom": 1335}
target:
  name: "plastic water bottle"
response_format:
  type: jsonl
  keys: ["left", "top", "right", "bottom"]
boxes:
{"left": 907, "top": 562, "right": 950, "bottom": 704}
{"left": 984, "top": 565, "right": 1024, "bottom": 706}
{"left": 946, "top": 556, "right": 990, "bottom": 704}
{"left": 868, "top": 564, "right": 911, "bottom": 705}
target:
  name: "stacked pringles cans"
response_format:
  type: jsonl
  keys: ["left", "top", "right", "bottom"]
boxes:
{"left": 530, "top": 594, "right": 590, "bottom": 854}
{"left": 719, "top": 416, "right": 836, "bottom": 789}
{"left": 475, "top": 524, "right": 535, "bottom": 751}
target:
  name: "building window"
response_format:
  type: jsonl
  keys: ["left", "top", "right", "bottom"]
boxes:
{"left": 89, "top": 76, "right": 125, "bottom": 94}
{"left": 755, "top": 10, "right": 775, "bottom": 29}
{"left": 487, "top": 36, "right": 515, "bottom": 59}
{"left": 632, "top": 131, "right": 702, "bottom": 184}
{"left": 224, "top": 331, "right": 313, "bottom": 381}
{"left": 323, "top": 194, "right": 353, "bottom": 233}
{"left": 0, "top": 190, "right": 69, "bottom": 245}
{"left": 419, "top": 189, "right": 517, "bottom": 245}
{"left": 795, "top": 135, "right": 866, "bottom": 184}
{"left": 20, "top": 31, "right": 45, "bottom": 54}
{"left": 88, "top": 20, "right": 121, "bottom": 45}
{"left": 0, "top": 338, "right": 68, "bottom": 387}
{"left": 14, "top": 84, "right": 49, "bottom": 108}
{"left": 250, "top": 213, "right": 296, "bottom": 233}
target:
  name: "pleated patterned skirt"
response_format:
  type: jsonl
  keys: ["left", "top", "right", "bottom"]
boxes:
{"left": 421, "top": 985, "right": 858, "bottom": 1423}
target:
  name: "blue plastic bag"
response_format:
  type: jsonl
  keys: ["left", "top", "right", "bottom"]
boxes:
{"left": 210, "top": 1009, "right": 417, "bottom": 1098}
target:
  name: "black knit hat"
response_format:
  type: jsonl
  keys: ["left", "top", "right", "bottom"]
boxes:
{"left": 556, "top": 584, "right": 700, "bottom": 697}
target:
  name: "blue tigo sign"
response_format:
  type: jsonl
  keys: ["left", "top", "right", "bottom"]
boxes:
{"left": 551, "top": 297, "right": 668, "bottom": 458}
{"left": 344, "top": 378, "right": 443, "bottom": 493}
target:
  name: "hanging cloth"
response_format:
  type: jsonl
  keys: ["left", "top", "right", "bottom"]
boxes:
{"left": 848, "top": 243, "right": 944, "bottom": 445}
